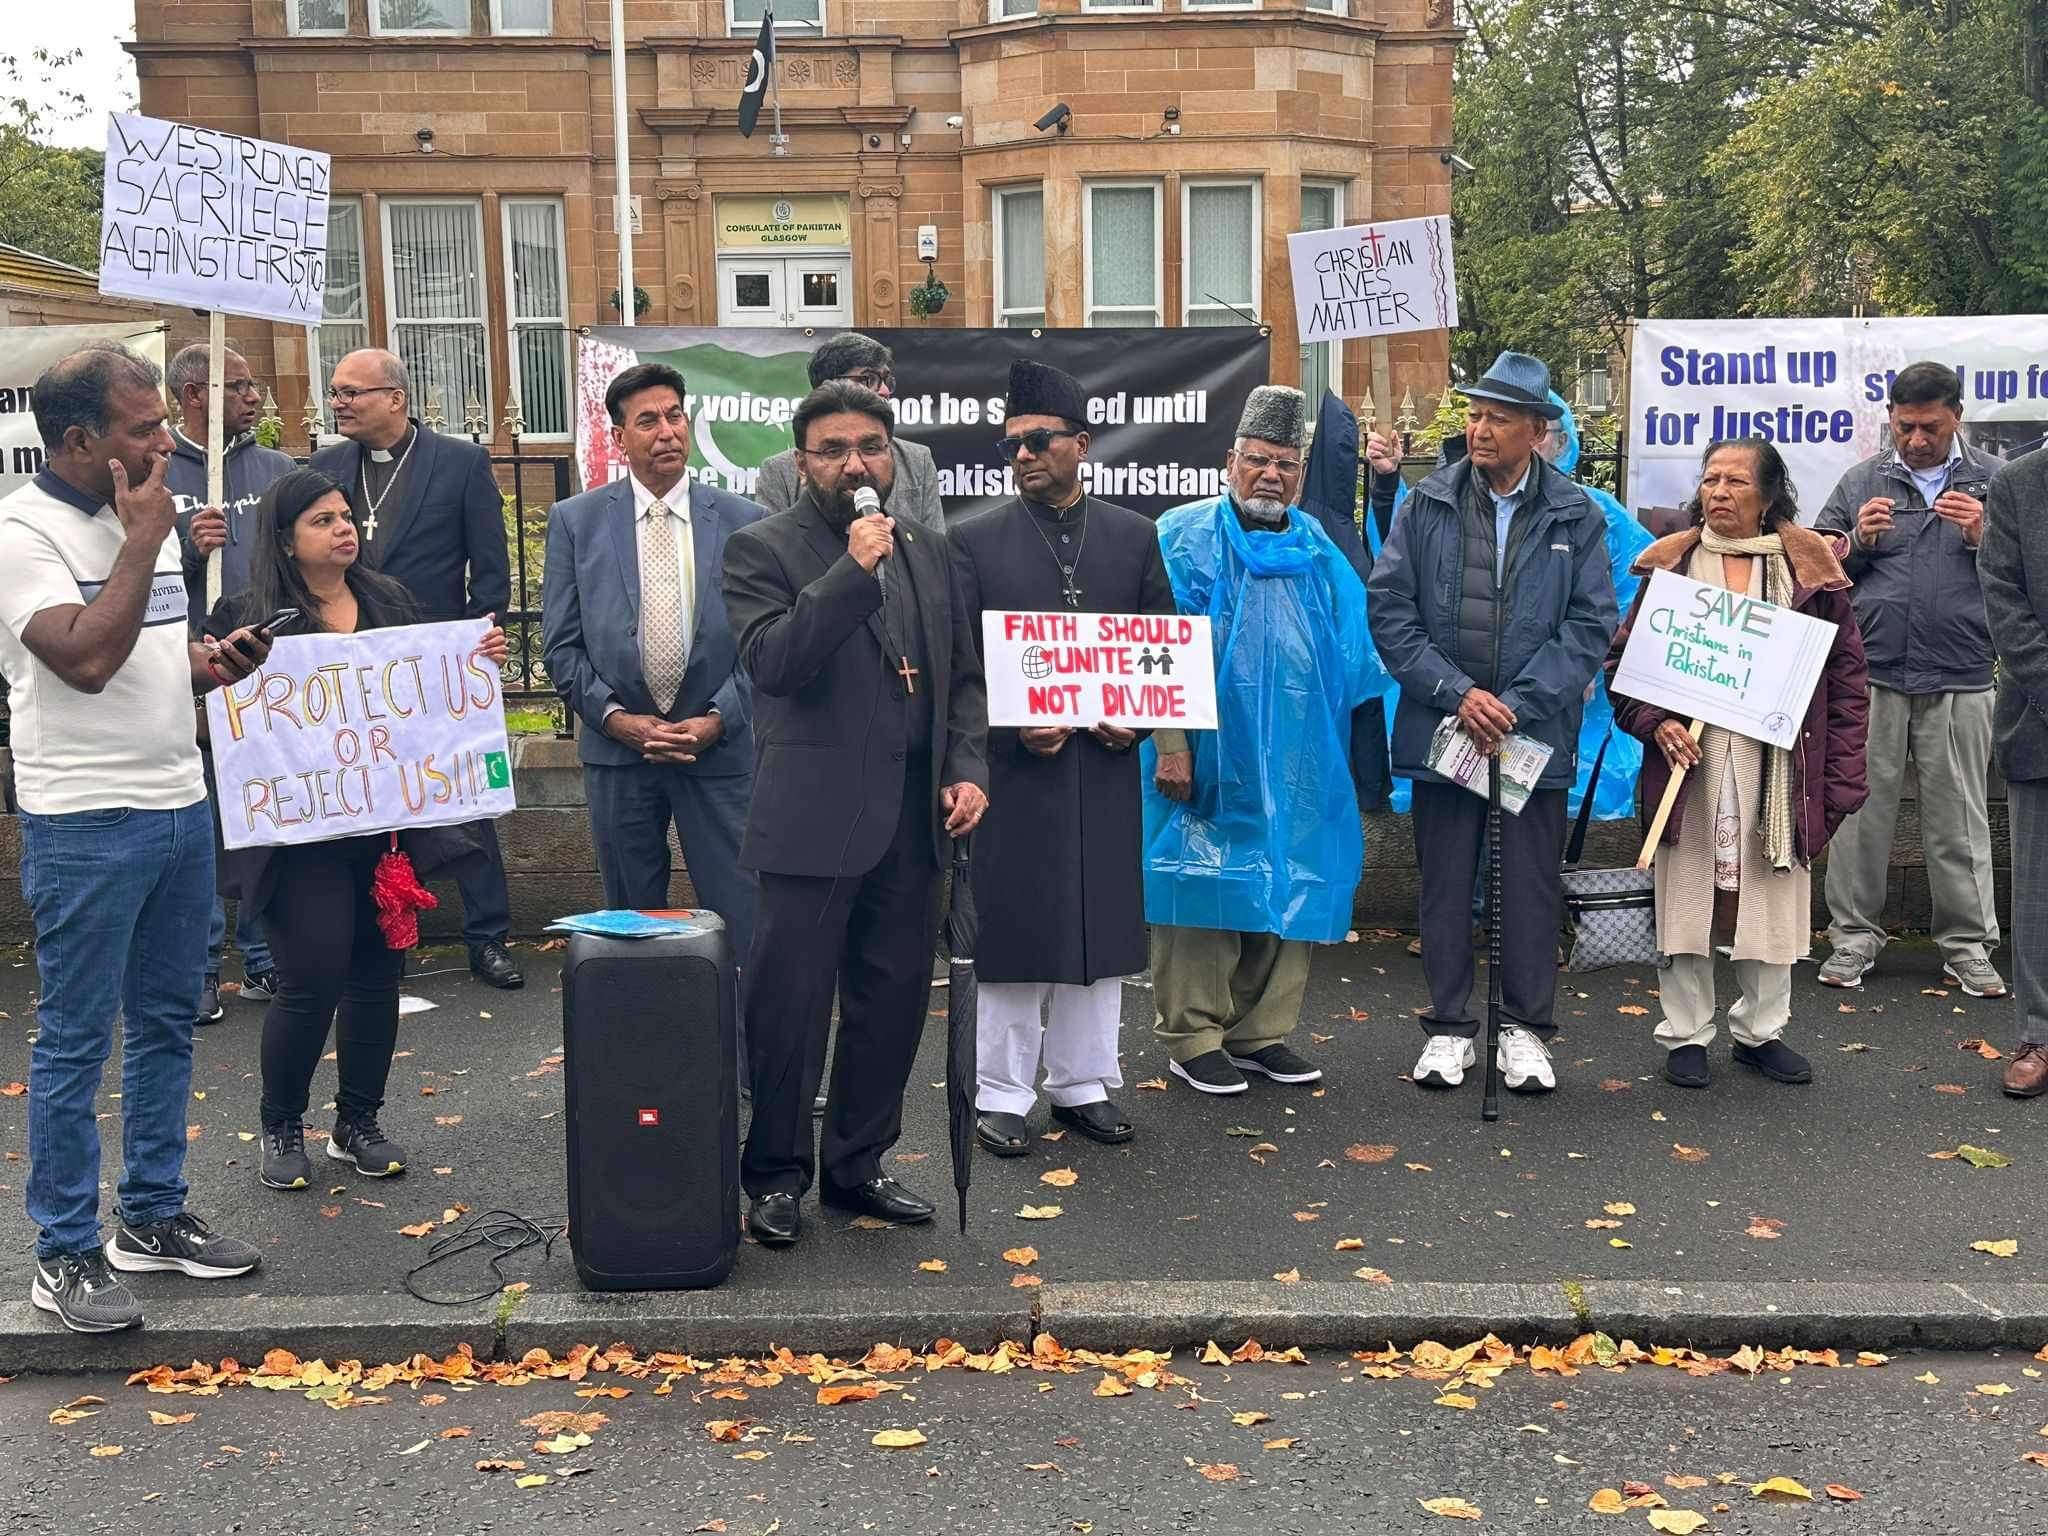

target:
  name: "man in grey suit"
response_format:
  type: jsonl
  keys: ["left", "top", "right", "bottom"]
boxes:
{"left": 753, "top": 334, "right": 945, "bottom": 530}
{"left": 541, "top": 362, "right": 761, "bottom": 982}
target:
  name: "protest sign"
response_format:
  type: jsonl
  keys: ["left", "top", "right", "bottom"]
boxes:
{"left": 1286, "top": 215, "right": 1457, "bottom": 347}
{"left": 1609, "top": 568, "right": 1836, "bottom": 751}
{"left": 574, "top": 327, "right": 1269, "bottom": 523}
{"left": 1627, "top": 315, "right": 2048, "bottom": 520}
{"left": 205, "top": 619, "right": 515, "bottom": 850}
{"left": 0, "top": 323, "right": 165, "bottom": 499}
{"left": 982, "top": 611, "right": 1217, "bottom": 731}
{"left": 98, "top": 113, "right": 332, "bottom": 324}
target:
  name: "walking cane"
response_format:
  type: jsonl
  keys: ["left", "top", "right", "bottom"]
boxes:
{"left": 1482, "top": 748, "right": 1504, "bottom": 1124}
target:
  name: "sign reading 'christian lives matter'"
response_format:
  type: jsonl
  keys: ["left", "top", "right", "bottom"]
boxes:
{"left": 983, "top": 612, "right": 1218, "bottom": 731}
{"left": 206, "top": 621, "right": 516, "bottom": 851}
{"left": 1610, "top": 569, "right": 1837, "bottom": 752}
{"left": 1286, "top": 215, "right": 1459, "bottom": 346}
{"left": 98, "top": 113, "right": 331, "bottom": 323}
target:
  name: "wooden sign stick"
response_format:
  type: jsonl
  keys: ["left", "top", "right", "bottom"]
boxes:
{"left": 1634, "top": 718, "right": 1705, "bottom": 871}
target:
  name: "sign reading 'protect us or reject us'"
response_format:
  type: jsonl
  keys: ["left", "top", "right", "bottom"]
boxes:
{"left": 983, "top": 612, "right": 1218, "bottom": 731}
{"left": 205, "top": 620, "right": 516, "bottom": 850}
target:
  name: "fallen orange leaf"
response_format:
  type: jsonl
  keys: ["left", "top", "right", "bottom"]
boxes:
{"left": 1002, "top": 1247, "right": 1040, "bottom": 1267}
{"left": 0, "top": 1082, "right": 25, "bottom": 1097}
{"left": 817, "top": 1382, "right": 881, "bottom": 1406}
{"left": 1345, "top": 1143, "right": 1397, "bottom": 1163}
{"left": 1671, "top": 1143, "right": 1710, "bottom": 1163}
{"left": 1825, "top": 1484, "right": 1864, "bottom": 1501}
{"left": 1197, "top": 1462, "right": 1240, "bottom": 1482}
{"left": 1039, "top": 1168, "right": 1079, "bottom": 1188}
{"left": 1418, "top": 1497, "right": 1482, "bottom": 1520}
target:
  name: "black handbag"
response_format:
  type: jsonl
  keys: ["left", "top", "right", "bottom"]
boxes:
{"left": 1558, "top": 731, "right": 1660, "bottom": 972}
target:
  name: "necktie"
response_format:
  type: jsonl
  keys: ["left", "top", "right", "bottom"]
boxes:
{"left": 640, "top": 500, "right": 688, "bottom": 714}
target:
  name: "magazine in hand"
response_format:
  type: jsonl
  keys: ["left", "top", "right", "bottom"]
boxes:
{"left": 1424, "top": 715, "right": 1554, "bottom": 818}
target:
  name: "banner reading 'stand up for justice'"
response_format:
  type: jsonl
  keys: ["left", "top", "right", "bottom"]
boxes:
{"left": 573, "top": 327, "right": 1270, "bottom": 523}
{"left": 205, "top": 620, "right": 516, "bottom": 851}
{"left": 983, "top": 611, "right": 1218, "bottom": 731}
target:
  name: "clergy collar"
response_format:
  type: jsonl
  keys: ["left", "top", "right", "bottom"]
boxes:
{"left": 35, "top": 467, "right": 110, "bottom": 517}
{"left": 1023, "top": 487, "right": 1086, "bottom": 523}
{"left": 366, "top": 420, "right": 419, "bottom": 463}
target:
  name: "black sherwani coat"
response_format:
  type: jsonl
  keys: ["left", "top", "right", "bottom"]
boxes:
{"left": 950, "top": 495, "right": 1177, "bottom": 985}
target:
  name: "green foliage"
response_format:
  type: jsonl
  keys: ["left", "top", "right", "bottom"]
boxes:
{"left": 0, "top": 49, "right": 105, "bottom": 271}
{"left": 909, "top": 266, "right": 951, "bottom": 319}
{"left": 252, "top": 417, "right": 284, "bottom": 450}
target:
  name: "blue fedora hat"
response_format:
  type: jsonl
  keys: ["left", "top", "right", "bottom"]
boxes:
{"left": 1457, "top": 351, "right": 1565, "bottom": 419}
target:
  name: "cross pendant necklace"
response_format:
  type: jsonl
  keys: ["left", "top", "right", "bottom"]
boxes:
{"left": 896, "top": 655, "right": 919, "bottom": 695}
{"left": 362, "top": 510, "right": 379, "bottom": 540}
{"left": 1028, "top": 497, "right": 1088, "bottom": 610}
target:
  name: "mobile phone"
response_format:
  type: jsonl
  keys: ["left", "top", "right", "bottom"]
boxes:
{"left": 257, "top": 607, "right": 300, "bottom": 636}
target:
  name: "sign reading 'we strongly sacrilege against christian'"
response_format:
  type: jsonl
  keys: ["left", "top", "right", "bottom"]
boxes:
{"left": 983, "top": 612, "right": 1218, "bottom": 731}
{"left": 1286, "top": 214, "right": 1458, "bottom": 346}
{"left": 1610, "top": 569, "right": 1837, "bottom": 752}
{"left": 98, "top": 113, "right": 331, "bottom": 323}
{"left": 206, "top": 621, "right": 516, "bottom": 851}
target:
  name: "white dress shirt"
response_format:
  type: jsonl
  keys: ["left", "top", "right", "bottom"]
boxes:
{"left": 602, "top": 476, "right": 697, "bottom": 725}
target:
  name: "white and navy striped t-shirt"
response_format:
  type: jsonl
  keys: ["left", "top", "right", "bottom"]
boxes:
{"left": 0, "top": 470, "right": 204, "bottom": 815}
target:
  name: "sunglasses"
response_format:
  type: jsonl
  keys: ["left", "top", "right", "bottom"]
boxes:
{"left": 998, "top": 427, "right": 1081, "bottom": 461}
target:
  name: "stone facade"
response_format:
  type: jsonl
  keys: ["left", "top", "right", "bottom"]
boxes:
{"left": 132, "top": 0, "right": 1456, "bottom": 451}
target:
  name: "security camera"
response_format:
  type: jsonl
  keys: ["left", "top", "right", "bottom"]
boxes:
{"left": 415, "top": 127, "right": 435, "bottom": 153}
{"left": 1034, "top": 103, "right": 1072, "bottom": 135}
{"left": 945, "top": 114, "right": 964, "bottom": 130}
{"left": 1440, "top": 152, "right": 1476, "bottom": 174}
{"left": 1162, "top": 106, "right": 1181, "bottom": 121}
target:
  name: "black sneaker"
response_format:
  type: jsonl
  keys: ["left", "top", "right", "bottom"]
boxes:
{"left": 328, "top": 1114, "right": 407, "bottom": 1176}
{"left": 196, "top": 972, "right": 224, "bottom": 1026}
{"left": 239, "top": 967, "right": 281, "bottom": 1004}
{"left": 31, "top": 1249, "right": 143, "bottom": 1333}
{"left": 1732, "top": 1038, "right": 1813, "bottom": 1085}
{"left": 1664, "top": 1043, "right": 1711, "bottom": 1089}
{"left": 1228, "top": 1043, "right": 1324, "bottom": 1084}
{"left": 106, "top": 1212, "right": 260, "bottom": 1280}
{"left": 1168, "top": 1050, "right": 1249, "bottom": 1095}
{"left": 261, "top": 1121, "right": 313, "bottom": 1190}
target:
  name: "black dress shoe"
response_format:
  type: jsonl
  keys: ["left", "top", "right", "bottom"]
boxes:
{"left": 975, "top": 1111, "right": 1029, "bottom": 1157}
{"left": 468, "top": 941, "right": 525, "bottom": 990}
{"left": 818, "top": 1175, "right": 935, "bottom": 1225}
{"left": 746, "top": 1193, "right": 800, "bottom": 1246}
{"left": 1050, "top": 1099, "right": 1134, "bottom": 1145}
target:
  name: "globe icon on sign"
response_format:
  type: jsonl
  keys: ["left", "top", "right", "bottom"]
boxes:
{"left": 1021, "top": 645, "right": 1053, "bottom": 680}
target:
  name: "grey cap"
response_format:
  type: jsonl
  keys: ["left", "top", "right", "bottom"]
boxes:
{"left": 1235, "top": 385, "right": 1308, "bottom": 449}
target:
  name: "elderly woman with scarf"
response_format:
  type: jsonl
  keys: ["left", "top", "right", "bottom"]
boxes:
{"left": 1606, "top": 439, "right": 1869, "bottom": 1090}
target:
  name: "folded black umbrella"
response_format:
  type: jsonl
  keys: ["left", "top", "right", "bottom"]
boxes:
{"left": 944, "top": 838, "right": 978, "bottom": 1233}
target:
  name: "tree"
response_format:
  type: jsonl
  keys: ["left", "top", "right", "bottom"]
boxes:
{"left": 0, "top": 48, "right": 105, "bottom": 272}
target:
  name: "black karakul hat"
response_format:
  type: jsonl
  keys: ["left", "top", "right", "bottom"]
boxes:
{"left": 1005, "top": 359, "right": 1090, "bottom": 426}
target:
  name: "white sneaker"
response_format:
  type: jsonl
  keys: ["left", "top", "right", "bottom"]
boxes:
{"left": 1413, "top": 1035, "right": 1477, "bottom": 1088}
{"left": 1497, "top": 1027, "right": 1556, "bottom": 1092}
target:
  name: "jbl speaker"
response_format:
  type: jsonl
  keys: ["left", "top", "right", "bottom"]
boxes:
{"left": 561, "top": 915, "right": 739, "bottom": 1290}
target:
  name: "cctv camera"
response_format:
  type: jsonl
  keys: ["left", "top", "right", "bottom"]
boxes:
{"left": 1162, "top": 106, "right": 1181, "bottom": 121}
{"left": 1440, "top": 152, "right": 1476, "bottom": 174}
{"left": 415, "top": 127, "right": 435, "bottom": 153}
{"left": 945, "top": 114, "right": 964, "bottom": 130}
{"left": 1033, "top": 103, "right": 1072, "bottom": 135}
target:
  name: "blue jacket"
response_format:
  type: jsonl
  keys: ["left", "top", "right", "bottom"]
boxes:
{"left": 1367, "top": 453, "right": 1617, "bottom": 792}
{"left": 167, "top": 429, "right": 296, "bottom": 632}
{"left": 541, "top": 477, "right": 762, "bottom": 773}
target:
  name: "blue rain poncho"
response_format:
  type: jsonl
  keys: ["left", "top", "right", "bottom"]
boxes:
{"left": 1141, "top": 496, "right": 1386, "bottom": 942}
{"left": 1365, "top": 395, "right": 1651, "bottom": 820}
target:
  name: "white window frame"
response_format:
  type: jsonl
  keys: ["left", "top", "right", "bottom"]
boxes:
{"left": 502, "top": 197, "right": 571, "bottom": 441}
{"left": 1578, "top": 353, "right": 1614, "bottom": 415}
{"left": 727, "top": 0, "right": 825, "bottom": 32}
{"left": 1299, "top": 180, "right": 1344, "bottom": 398}
{"left": 285, "top": 0, "right": 350, "bottom": 34}
{"left": 1183, "top": 0, "right": 1259, "bottom": 11}
{"left": 380, "top": 196, "right": 493, "bottom": 429}
{"left": 1307, "top": 0, "right": 1349, "bottom": 13}
{"left": 993, "top": 184, "right": 1046, "bottom": 329}
{"left": 1181, "top": 177, "right": 1262, "bottom": 327}
{"left": 1081, "top": 0, "right": 1162, "bottom": 11}
{"left": 989, "top": 0, "right": 1038, "bottom": 18}
{"left": 490, "top": 0, "right": 553, "bottom": 35}
{"left": 308, "top": 196, "right": 369, "bottom": 434}
{"left": 1083, "top": 180, "right": 1163, "bottom": 328}
{"left": 369, "top": 0, "right": 472, "bottom": 36}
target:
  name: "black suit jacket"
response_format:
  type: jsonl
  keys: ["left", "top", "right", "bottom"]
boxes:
{"left": 721, "top": 491, "right": 988, "bottom": 878}
{"left": 310, "top": 425, "right": 511, "bottom": 624}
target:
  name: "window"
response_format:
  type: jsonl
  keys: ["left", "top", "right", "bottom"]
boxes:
{"left": 1578, "top": 355, "right": 1614, "bottom": 414}
{"left": 1081, "top": 0, "right": 1161, "bottom": 9}
{"left": 492, "top": 0, "right": 552, "bottom": 33}
{"left": 1308, "top": 0, "right": 1348, "bottom": 11}
{"left": 1183, "top": 180, "right": 1259, "bottom": 327}
{"left": 370, "top": 0, "right": 469, "bottom": 34}
{"left": 994, "top": 187, "right": 1045, "bottom": 329}
{"left": 310, "top": 199, "right": 369, "bottom": 431}
{"left": 992, "top": 0, "right": 1038, "bottom": 15}
{"left": 729, "top": 0, "right": 822, "bottom": 30}
{"left": 1085, "top": 182, "right": 1161, "bottom": 327}
{"left": 383, "top": 200, "right": 491, "bottom": 432}
{"left": 504, "top": 199, "right": 569, "bottom": 438}
{"left": 288, "top": 0, "right": 349, "bottom": 33}
{"left": 1299, "top": 181, "right": 1343, "bottom": 402}
{"left": 1184, "top": 0, "right": 1257, "bottom": 9}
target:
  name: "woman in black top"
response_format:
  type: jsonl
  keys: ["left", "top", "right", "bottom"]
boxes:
{"left": 206, "top": 468, "right": 507, "bottom": 1191}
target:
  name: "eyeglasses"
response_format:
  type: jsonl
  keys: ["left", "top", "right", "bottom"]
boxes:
{"left": 843, "top": 368, "right": 896, "bottom": 393}
{"left": 326, "top": 384, "right": 403, "bottom": 405}
{"left": 800, "top": 438, "right": 893, "bottom": 464}
{"left": 1234, "top": 450, "right": 1303, "bottom": 476}
{"left": 222, "top": 380, "right": 263, "bottom": 399}
{"left": 998, "top": 428, "right": 1081, "bottom": 461}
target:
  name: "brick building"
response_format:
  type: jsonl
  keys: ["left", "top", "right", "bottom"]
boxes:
{"left": 133, "top": 0, "right": 1454, "bottom": 452}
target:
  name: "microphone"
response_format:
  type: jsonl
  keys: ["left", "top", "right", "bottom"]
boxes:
{"left": 852, "top": 485, "right": 888, "bottom": 589}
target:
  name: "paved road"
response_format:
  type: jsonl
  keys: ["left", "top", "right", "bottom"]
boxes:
{"left": 0, "top": 937, "right": 2038, "bottom": 1313}
{"left": 6, "top": 1346, "right": 2048, "bottom": 1534}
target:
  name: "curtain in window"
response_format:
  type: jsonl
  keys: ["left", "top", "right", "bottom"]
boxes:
{"left": 1299, "top": 185, "right": 1338, "bottom": 399}
{"left": 295, "top": 0, "right": 347, "bottom": 30}
{"left": 1187, "top": 184, "right": 1255, "bottom": 325}
{"left": 388, "top": 203, "right": 488, "bottom": 429}
{"left": 310, "top": 202, "right": 367, "bottom": 426}
{"left": 1089, "top": 187, "right": 1156, "bottom": 322}
{"left": 374, "top": 0, "right": 467, "bottom": 30}
{"left": 508, "top": 202, "right": 567, "bottom": 435}
{"left": 998, "top": 0, "right": 1038, "bottom": 15}
{"left": 731, "top": 0, "right": 821, "bottom": 25}
{"left": 497, "top": 0, "right": 551, "bottom": 29}
{"left": 1000, "top": 190, "right": 1045, "bottom": 326}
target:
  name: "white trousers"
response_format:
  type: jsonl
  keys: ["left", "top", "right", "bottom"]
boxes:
{"left": 976, "top": 978, "right": 1125, "bottom": 1116}
{"left": 1654, "top": 951, "right": 1791, "bottom": 1048}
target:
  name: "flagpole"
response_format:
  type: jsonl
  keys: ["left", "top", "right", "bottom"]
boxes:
{"left": 770, "top": 10, "right": 789, "bottom": 157}
{"left": 610, "top": 0, "right": 635, "bottom": 327}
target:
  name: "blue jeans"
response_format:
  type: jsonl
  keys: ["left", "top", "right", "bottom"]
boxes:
{"left": 206, "top": 895, "right": 272, "bottom": 974}
{"left": 20, "top": 801, "right": 213, "bottom": 1258}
